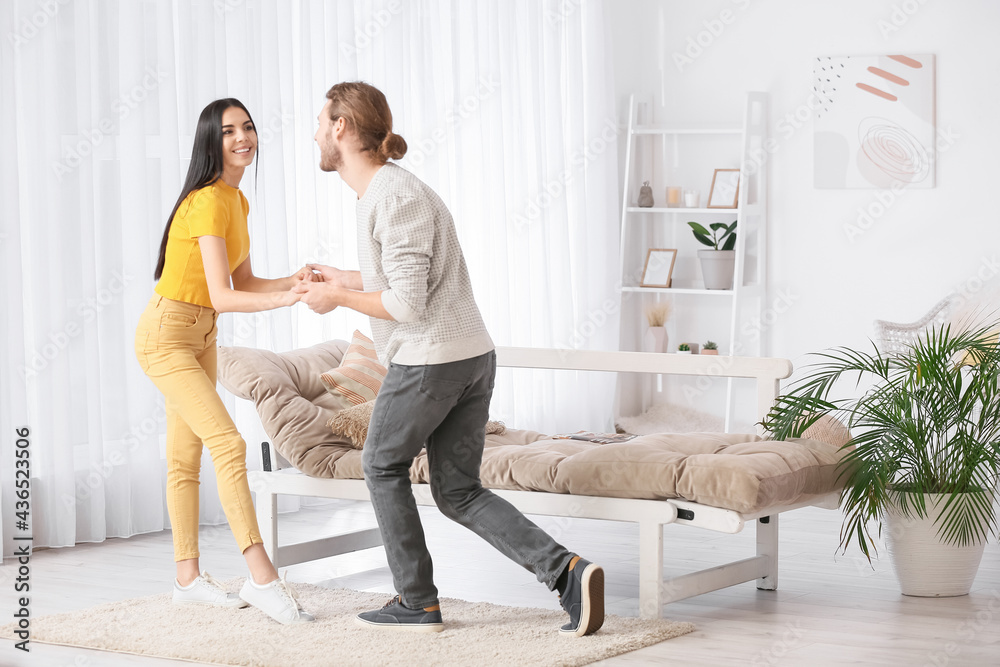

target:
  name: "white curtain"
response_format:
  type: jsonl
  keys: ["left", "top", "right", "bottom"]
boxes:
{"left": 0, "top": 0, "right": 620, "bottom": 557}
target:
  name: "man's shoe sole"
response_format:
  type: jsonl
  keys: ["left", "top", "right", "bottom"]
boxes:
{"left": 354, "top": 615, "right": 444, "bottom": 633}
{"left": 561, "top": 563, "right": 605, "bottom": 637}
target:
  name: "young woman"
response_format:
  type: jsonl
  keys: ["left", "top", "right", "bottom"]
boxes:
{"left": 135, "top": 98, "right": 314, "bottom": 624}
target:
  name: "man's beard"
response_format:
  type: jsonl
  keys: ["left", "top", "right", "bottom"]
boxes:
{"left": 319, "top": 141, "right": 343, "bottom": 172}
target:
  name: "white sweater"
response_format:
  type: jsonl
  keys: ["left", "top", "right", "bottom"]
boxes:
{"left": 356, "top": 163, "right": 494, "bottom": 366}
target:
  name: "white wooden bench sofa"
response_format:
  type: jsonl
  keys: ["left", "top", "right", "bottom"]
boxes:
{"left": 227, "top": 347, "right": 844, "bottom": 620}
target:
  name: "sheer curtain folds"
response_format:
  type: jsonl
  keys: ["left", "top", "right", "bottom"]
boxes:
{"left": 0, "top": 0, "right": 619, "bottom": 557}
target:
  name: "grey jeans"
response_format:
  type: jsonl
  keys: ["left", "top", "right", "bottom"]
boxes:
{"left": 362, "top": 350, "right": 574, "bottom": 608}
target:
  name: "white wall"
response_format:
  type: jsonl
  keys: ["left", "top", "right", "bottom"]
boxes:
{"left": 610, "top": 0, "right": 1000, "bottom": 377}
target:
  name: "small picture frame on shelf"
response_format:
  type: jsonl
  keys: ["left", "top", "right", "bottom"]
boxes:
{"left": 640, "top": 248, "right": 677, "bottom": 288}
{"left": 707, "top": 169, "right": 740, "bottom": 208}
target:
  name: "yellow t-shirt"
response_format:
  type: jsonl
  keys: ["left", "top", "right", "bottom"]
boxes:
{"left": 154, "top": 180, "right": 250, "bottom": 308}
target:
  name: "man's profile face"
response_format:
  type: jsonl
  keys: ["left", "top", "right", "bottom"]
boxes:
{"left": 315, "top": 100, "right": 343, "bottom": 172}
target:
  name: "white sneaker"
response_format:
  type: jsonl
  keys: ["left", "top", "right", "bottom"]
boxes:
{"left": 173, "top": 572, "right": 248, "bottom": 608}
{"left": 239, "top": 573, "right": 315, "bottom": 624}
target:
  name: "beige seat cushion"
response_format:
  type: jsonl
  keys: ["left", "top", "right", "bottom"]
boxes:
{"left": 217, "top": 340, "right": 357, "bottom": 476}
{"left": 327, "top": 399, "right": 507, "bottom": 450}
{"left": 221, "top": 341, "right": 849, "bottom": 513}
{"left": 304, "top": 427, "right": 846, "bottom": 514}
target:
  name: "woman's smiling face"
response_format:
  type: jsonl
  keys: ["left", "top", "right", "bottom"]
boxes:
{"left": 221, "top": 106, "right": 257, "bottom": 170}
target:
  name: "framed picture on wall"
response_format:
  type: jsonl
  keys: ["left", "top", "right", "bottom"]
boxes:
{"left": 707, "top": 169, "right": 740, "bottom": 208}
{"left": 640, "top": 248, "right": 677, "bottom": 288}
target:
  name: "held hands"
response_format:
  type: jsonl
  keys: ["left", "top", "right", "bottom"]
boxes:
{"left": 291, "top": 265, "right": 322, "bottom": 283}
{"left": 305, "top": 263, "right": 348, "bottom": 287}
{"left": 292, "top": 279, "right": 341, "bottom": 314}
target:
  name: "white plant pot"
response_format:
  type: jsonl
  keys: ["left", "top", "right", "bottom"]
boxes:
{"left": 884, "top": 493, "right": 988, "bottom": 597}
{"left": 698, "top": 250, "right": 736, "bottom": 290}
{"left": 643, "top": 326, "right": 668, "bottom": 353}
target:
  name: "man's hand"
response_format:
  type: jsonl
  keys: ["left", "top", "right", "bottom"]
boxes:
{"left": 307, "top": 264, "right": 364, "bottom": 290}
{"left": 305, "top": 263, "right": 345, "bottom": 285}
{"left": 292, "top": 280, "right": 341, "bottom": 314}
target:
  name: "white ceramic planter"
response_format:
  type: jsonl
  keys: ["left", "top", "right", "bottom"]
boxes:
{"left": 884, "top": 493, "right": 988, "bottom": 597}
{"left": 698, "top": 250, "right": 736, "bottom": 290}
{"left": 643, "top": 326, "right": 668, "bottom": 353}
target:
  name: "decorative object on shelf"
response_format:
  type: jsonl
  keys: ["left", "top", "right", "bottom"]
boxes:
{"left": 688, "top": 221, "right": 737, "bottom": 290}
{"left": 761, "top": 322, "right": 1000, "bottom": 597}
{"left": 814, "top": 54, "right": 935, "bottom": 189}
{"left": 666, "top": 186, "right": 681, "bottom": 208}
{"left": 707, "top": 169, "right": 740, "bottom": 208}
{"left": 640, "top": 248, "right": 677, "bottom": 288}
{"left": 683, "top": 189, "right": 699, "bottom": 207}
{"left": 637, "top": 181, "right": 654, "bottom": 207}
{"left": 642, "top": 302, "right": 671, "bottom": 354}
{"left": 701, "top": 341, "right": 719, "bottom": 355}
{"left": 676, "top": 343, "right": 691, "bottom": 354}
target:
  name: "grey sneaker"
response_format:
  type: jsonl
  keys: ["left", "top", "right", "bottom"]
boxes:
{"left": 355, "top": 595, "right": 444, "bottom": 633}
{"left": 558, "top": 556, "right": 604, "bottom": 636}
{"left": 238, "top": 573, "right": 315, "bottom": 625}
{"left": 173, "top": 571, "right": 248, "bottom": 608}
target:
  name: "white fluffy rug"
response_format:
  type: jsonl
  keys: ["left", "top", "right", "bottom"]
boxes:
{"left": 0, "top": 580, "right": 694, "bottom": 667}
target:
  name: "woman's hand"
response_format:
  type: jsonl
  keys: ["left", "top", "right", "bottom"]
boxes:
{"left": 305, "top": 263, "right": 344, "bottom": 285}
{"left": 291, "top": 265, "right": 321, "bottom": 283}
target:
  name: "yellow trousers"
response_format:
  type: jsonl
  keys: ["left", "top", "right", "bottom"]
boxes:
{"left": 134, "top": 294, "right": 262, "bottom": 561}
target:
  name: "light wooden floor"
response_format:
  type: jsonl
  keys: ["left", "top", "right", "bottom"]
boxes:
{"left": 2, "top": 500, "right": 998, "bottom": 666}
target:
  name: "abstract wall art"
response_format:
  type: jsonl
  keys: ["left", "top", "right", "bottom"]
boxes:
{"left": 814, "top": 54, "right": 936, "bottom": 189}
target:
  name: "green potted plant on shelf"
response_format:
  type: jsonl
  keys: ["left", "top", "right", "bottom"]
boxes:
{"left": 688, "top": 220, "right": 737, "bottom": 290}
{"left": 702, "top": 341, "right": 719, "bottom": 355}
{"left": 761, "top": 322, "right": 1000, "bottom": 597}
{"left": 676, "top": 343, "right": 692, "bottom": 354}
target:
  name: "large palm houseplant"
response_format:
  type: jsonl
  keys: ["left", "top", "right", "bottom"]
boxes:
{"left": 761, "top": 322, "right": 1000, "bottom": 597}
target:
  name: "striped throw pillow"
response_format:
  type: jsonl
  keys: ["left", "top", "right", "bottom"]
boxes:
{"left": 321, "top": 331, "right": 387, "bottom": 407}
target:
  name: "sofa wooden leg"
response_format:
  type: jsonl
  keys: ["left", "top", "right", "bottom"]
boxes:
{"left": 260, "top": 490, "right": 278, "bottom": 566}
{"left": 756, "top": 514, "right": 779, "bottom": 591}
{"left": 638, "top": 521, "right": 664, "bottom": 619}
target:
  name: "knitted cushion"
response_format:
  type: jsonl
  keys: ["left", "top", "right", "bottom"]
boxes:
{"left": 321, "top": 330, "right": 387, "bottom": 407}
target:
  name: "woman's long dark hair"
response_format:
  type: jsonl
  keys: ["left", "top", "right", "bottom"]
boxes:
{"left": 154, "top": 98, "right": 257, "bottom": 280}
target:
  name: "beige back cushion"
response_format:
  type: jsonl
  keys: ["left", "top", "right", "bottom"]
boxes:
{"left": 217, "top": 340, "right": 357, "bottom": 476}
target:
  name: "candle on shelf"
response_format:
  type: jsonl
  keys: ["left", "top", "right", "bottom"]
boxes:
{"left": 683, "top": 189, "right": 699, "bottom": 207}
{"left": 666, "top": 186, "right": 681, "bottom": 208}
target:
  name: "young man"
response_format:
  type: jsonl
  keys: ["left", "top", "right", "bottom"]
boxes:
{"left": 294, "top": 81, "right": 604, "bottom": 636}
